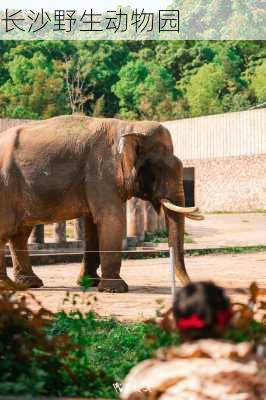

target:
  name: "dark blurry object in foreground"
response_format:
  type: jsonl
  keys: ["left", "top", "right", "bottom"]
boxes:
{"left": 173, "top": 281, "right": 232, "bottom": 339}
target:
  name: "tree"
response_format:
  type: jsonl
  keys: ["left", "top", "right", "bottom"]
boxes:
{"left": 138, "top": 63, "right": 178, "bottom": 120}
{"left": 0, "top": 52, "right": 68, "bottom": 118}
{"left": 93, "top": 95, "right": 105, "bottom": 117}
{"left": 250, "top": 60, "right": 266, "bottom": 103}
{"left": 112, "top": 60, "right": 148, "bottom": 119}
{"left": 64, "top": 57, "right": 92, "bottom": 114}
{"left": 186, "top": 63, "right": 226, "bottom": 116}
{"left": 76, "top": 41, "right": 130, "bottom": 116}
{"left": 113, "top": 60, "right": 179, "bottom": 120}
{"left": 0, "top": 40, "right": 265, "bottom": 120}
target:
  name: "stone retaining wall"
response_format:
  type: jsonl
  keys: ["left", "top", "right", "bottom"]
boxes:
{"left": 184, "top": 154, "right": 266, "bottom": 212}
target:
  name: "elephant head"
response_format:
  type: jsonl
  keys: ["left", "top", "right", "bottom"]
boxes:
{"left": 117, "top": 120, "right": 203, "bottom": 285}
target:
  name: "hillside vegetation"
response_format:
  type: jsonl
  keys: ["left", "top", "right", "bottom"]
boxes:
{"left": 0, "top": 40, "right": 265, "bottom": 120}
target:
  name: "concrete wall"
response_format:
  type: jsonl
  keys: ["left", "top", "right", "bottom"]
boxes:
{"left": 184, "top": 155, "right": 266, "bottom": 212}
{"left": 164, "top": 109, "right": 266, "bottom": 212}
{"left": 164, "top": 108, "right": 266, "bottom": 160}
{"left": 0, "top": 118, "right": 29, "bottom": 133}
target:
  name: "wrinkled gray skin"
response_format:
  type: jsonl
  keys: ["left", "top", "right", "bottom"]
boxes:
{"left": 0, "top": 115, "right": 191, "bottom": 292}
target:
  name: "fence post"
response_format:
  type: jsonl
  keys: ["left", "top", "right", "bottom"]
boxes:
{"left": 158, "top": 209, "right": 166, "bottom": 231}
{"left": 127, "top": 198, "right": 144, "bottom": 243}
{"left": 74, "top": 218, "right": 84, "bottom": 241}
{"left": 53, "top": 222, "right": 66, "bottom": 243}
{"left": 144, "top": 201, "right": 159, "bottom": 234}
{"left": 30, "top": 225, "right": 44, "bottom": 244}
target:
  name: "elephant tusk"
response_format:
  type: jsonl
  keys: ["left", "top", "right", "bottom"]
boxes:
{"left": 161, "top": 199, "right": 198, "bottom": 214}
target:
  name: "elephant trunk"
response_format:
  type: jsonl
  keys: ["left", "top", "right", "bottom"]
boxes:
{"left": 163, "top": 180, "right": 190, "bottom": 286}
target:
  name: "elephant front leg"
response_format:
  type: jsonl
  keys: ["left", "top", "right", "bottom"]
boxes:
{"left": 97, "top": 211, "right": 128, "bottom": 293}
{"left": 9, "top": 227, "right": 43, "bottom": 288}
{"left": 77, "top": 216, "right": 100, "bottom": 287}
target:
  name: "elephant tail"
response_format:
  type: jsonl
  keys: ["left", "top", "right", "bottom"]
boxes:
{"left": 0, "top": 126, "right": 21, "bottom": 186}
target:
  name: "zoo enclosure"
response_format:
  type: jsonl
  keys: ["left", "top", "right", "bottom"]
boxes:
{"left": 1, "top": 108, "right": 265, "bottom": 246}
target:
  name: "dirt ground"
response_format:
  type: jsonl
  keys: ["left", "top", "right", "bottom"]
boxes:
{"left": 185, "top": 212, "right": 266, "bottom": 249}
{"left": 8, "top": 251, "right": 266, "bottom": 322}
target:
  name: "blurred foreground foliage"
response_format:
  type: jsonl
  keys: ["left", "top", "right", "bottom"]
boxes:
{"left": 0, "top": 283, "right": 265, "bottom": 398}
{"left": 0, "top": 290, "right": 180, "bottom": 398}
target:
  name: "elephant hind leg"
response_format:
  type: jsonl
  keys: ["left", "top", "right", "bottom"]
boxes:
{"left": 77, "top": 216, "right": 100, "bottom": 287}
{"left": 9, "top": 226, "right": 43, "bottom": 288}
{"left": 0, "top": 238, "right": 17, "bottom": 289}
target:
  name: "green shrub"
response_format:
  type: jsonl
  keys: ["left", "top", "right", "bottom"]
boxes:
{"left": 0, "top": 291, "right": 72, "bottom": 396}
{"left": 0, "top": 291, "right": 180, "bottom": 398}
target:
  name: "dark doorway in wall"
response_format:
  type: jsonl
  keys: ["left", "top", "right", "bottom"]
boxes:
{"left": 183, "top": 167, "right": 195, "bottom": 207}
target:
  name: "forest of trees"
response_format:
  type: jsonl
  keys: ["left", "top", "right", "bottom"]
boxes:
{"left": 0, "top": 40, "right": 265, "bottom": 121}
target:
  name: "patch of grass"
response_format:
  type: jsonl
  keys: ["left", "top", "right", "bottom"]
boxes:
{"left": 144, "top": 229, "right": 168, "bottom": 243}
{"left": 184, "top": 233, "right": 194, "bottom": 244}
{"left": 186, "top": 245, "right": 266, "bottom": 257}
{"left": 49, "top": 311, "right": 181, "bottom": 398}
{"left": 123, "top": 245, "right": 266, "bottom": 260}
{"left": 144, "top": 229, "right": 193, "bottom": 244}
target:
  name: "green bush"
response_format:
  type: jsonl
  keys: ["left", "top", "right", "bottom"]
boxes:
{"left": 49, "top": 310, "right": 181, "bottom": 398}
{"left": 0, "top": 291, "right": 180, "bottom": 398}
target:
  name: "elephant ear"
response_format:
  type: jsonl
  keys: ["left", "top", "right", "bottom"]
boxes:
{"left": 117, "top": 131, "right": 143, "bottom": 195}
{"left": 117, "top": 122, "right": 171, "bottom": 195}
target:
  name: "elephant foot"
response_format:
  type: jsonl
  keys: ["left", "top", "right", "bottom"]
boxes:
{"left": 98, "top": 277, "right": 128, "bottom": 293}
{"left": 77, "top": 274, "right": 100, "bottom": 288}
{"left": 0, "top": 276, "right": 18, "bottom": 290}
{"left": 14, "top": 274, "right": 44, "bottom": 288}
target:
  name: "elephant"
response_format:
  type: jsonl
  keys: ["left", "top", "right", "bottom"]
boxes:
{"left": 0, "top": 115, "right": 202, "bottom": 292}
